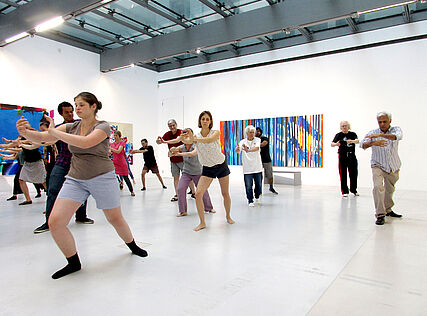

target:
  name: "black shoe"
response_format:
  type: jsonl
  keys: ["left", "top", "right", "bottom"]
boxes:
{"left": 141, "top": 187, "right": 146, "bottom": 191}
{"left": 35, "top": 193, "right": 42, "bottom": 198}
{"left": 76, "top": 217, "right": 94, "bottom": 224}
{"left": 119, "top": 182, "right": 123, "bottom": 190}
{"left": 269, "top": 188, "right": 278, "bottom": 195}
{"left": 191, "top": 193, "right": 196, "bottom": 199}
{"left": 386, "top": 211, "right": 402, "bottom": 218}
{"left": 19, "top": 200, "right": 32, "bottom": 205}
{"left": 6, "top": 196, "right": 17, "bottom": 201}
{"left": 375, "top": 216, "right": 385, "bottom": 225}
{"left": 162, "top": 186, "right": 167, "bottom": 189}
{"left": 187, "top": 190, "right": 192, "bottom": 195}
{"left": 34, "top": 223, "right": 49, "bottom": 234}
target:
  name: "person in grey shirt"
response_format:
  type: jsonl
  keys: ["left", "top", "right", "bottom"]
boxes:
{"left": 360, "top": 111, "right": 403, "bottom": 225}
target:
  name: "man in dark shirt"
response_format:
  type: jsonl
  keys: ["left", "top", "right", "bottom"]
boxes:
{"left": 331, "top": 120, "right": 359, "bottom": 197}
{"left": 34, "top": 102, "right": 94, "bottom": 234}
{"left": 256, "top": 127, "right": 278, "bottom": 194}
{"left": 130, "top": 139, "right": 167, "bottom": 190}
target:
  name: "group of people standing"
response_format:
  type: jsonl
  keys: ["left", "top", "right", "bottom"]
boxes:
{"left": 332, "top": 112, "right": 403, "bottom": 225}
{"left": 1, "top": 91, "right": 404, "bottom": 280}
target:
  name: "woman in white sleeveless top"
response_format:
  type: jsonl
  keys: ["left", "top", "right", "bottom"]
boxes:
{"left": 181, "top": 111, "right": 235, "bottom": 231}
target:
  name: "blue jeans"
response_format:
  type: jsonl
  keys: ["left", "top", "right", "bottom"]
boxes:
{"left": 244, "top": 172, "right": 263, "bottom": 203}
{"left": 45, "top": 164, "right": 87, "bottom": 222}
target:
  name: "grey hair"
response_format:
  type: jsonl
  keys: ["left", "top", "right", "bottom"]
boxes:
{"left": 245, "top": 125, "right": 256, "bottom": 135}
{"left": 167, "top": 119, "right": 177, "bottom": 125}
{"left": 340, "top": 121, "right": 351, "bottom": 129}
{"left": 377, "top": 111, "right": 392, "bottom": 121}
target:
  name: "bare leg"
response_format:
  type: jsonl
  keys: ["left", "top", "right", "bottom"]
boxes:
{"left": 156, "top": 173, "right": 166, "bottom": 187}
{"left": 19, "top": 179, "right": 31, "bottom": 202}
{"left": 269, "top": 177, "right": 274, "bottom": 186}
{"left": 194, "top": 176, "right": 213, "bottom": 231}
{"left": 48, "top": 198, "right": 82, "bottom": 257}
{"left": 218, "top": 175, "right": 234, "bottom": 224}
{"left": 141, "top": 170, "right": 147, "bottom": 188}
{"left": 103, "top": 206, "right": 133, "bottom": 243}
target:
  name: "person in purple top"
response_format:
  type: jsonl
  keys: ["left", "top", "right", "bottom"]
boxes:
{"left": 33, "top": 102, "right": 94, "bottom": 234}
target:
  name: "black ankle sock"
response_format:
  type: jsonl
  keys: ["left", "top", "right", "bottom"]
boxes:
{"left": 126, "top": 239, "right": 148, "bottom": 257}
{"left": 52, "top": 253, "right": 81, "bottom": 279}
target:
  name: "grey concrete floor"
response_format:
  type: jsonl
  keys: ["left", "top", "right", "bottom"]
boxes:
{"left": 0, "top": 175, "right": 425, "bottom": 316}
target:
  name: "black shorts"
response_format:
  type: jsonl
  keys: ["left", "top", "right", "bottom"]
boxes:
{"left": 202, "top": 160, "right": 230, "bottom": 179}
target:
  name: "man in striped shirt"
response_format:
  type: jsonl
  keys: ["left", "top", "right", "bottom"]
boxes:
{"left": 360, "top": 111, "right": 403, "bottom": 225}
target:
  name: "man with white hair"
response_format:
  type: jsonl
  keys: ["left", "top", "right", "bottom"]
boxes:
{"left": 360, "top": 111, "right": 403, "bottom": 225}
{"left": 331, "top": 121, "right": 359, "bottom": 197}
{"left": 236, "top": 125, "right": 263, "bottom": 207}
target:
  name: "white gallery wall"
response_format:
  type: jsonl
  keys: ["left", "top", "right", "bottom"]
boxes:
{"left": 158, "top": 21, "right": 427, "bottom": 192}
{"left": 0, "top": 36, "right": 159, "bottom": 174}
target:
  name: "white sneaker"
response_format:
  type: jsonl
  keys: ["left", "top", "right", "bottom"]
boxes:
{"left": 353, "top": 192, "right": 360, "bottom": 196}
{"left": 342, "top": 194, "right": 349, "bottom": 198}
{"left": 248, "top": 202, "right": 255, "bottom": 207}
{"left": 255, "top": 198, "right": 261, "bottom": 205}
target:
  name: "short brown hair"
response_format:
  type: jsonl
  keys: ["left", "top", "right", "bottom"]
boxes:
{"left": 114, "top": 130, "right": 122, "bottom": 137}
{"left": 198, "top": 111, "right": 213, "bottom": 129}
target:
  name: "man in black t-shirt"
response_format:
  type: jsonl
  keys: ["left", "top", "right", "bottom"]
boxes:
{"left": 130, "top": 139, "right": 167, "bottom": 191}
{"left": 256, "top": 127, "right": 278, "bottom": 194}
{"left": 331, "top": 121, "right": 359, "bottom": 197}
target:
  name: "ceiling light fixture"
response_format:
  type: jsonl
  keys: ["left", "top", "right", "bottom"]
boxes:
{"left": 357, "top": 0, "right": 417, "bottom": 15}
{"left": 196, "top": 48, "right": 201, "bottom": 54}
{"left": 35, "top": 16, "right": 64, "bottom": 32}
{"left": 5, "top": 32, "right": 29, "bottom": 44}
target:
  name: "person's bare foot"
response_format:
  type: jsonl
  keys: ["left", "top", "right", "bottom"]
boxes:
{"left": 226, "top": 217, "right": 235, "bottom": 225}
{"left": 176, "top": 212, "right": 188, "bottom": 217}
{"left": 205, "top": 209, "right": 216, "bottom": 213}
{"left": 193, "top": 223, "right": 206, "bottom": 231}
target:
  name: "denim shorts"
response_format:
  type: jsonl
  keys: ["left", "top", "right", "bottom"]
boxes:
{"left": 57, "top": 171, "right": 121, "bottom": 210}
{"left": 202, "top": 160, "right": 230, "bottom": 179}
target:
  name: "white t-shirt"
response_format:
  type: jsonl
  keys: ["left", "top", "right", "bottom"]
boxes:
{"left": 239, "top": 137, "right": 263, "bottom": 174}
{"left": 196, "top": 130, "right": 225, "bottom": 167}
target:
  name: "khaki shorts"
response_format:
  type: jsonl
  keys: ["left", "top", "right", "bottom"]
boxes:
{"left": 171, "top": 162, "right": 184, "bottom": 177}
{"left": 262, "top": 162, "right": 273, "bottom": 179}
{"left": 143, "top": 164, "right": 159, "bottom": 174}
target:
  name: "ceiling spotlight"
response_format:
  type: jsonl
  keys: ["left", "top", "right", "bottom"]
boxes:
{"left": 130, "top": 63, "right": 135, "bottom": 67}
{"left": 196, "top": 48, "right": 201, "bottom": 54}
{"left": 151, "top": 59, "right": 156, "bottom": 64}
{"left": 285, "top": 29, "right": 291, "bottom": 35}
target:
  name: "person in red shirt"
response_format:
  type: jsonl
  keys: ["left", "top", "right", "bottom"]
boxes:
{"left": 157, "top": 119, "right": 195, "bottom": 202}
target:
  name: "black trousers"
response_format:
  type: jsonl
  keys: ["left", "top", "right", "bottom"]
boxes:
{"left": 338, "top": 153, "right": 358, "bottom": 194}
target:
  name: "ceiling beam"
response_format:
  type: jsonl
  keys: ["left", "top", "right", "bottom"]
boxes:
{"left": 100, "top": 0, "right": 414, "bottom": 72}
{"left": 345, "top": 17, "right": 358, "bottom": 32}
{"left": 37, "top": 30, "right": 105, "bottom": 53}
{"left": 0, "top": 0, "right": 104, "bottom": 43}
{"left": 298, "top": 27, "right": 312, "bottom": 41}
{"left": 65, "top": 21, "right": 127, "bottom": 45}
{"left": 0, "top": 0, "right": 19, "bottom": 7}
{"left": 91, "top": 9, "right": 156, "bottom": 37}
{"left": 257, "top": 37, "right": 274, "bottom": 48}
{"left": 129, "top": 0, "right": 189, "bottom": 28}
{"left": 198, "top": 0, "right": 229, "bottom": 18}
{"left": 403, "top": 4, "right": 411, "bottom": 23}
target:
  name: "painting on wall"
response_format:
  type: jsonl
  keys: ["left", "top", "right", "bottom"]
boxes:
{"left": 108, "top": 121, "right": 134, "bottom": 165}
{"left": 220, "top": 114, "right": 323, "bottom": 168}
{"left": 0, "top": 103, "right": 47, "bottom": 175}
